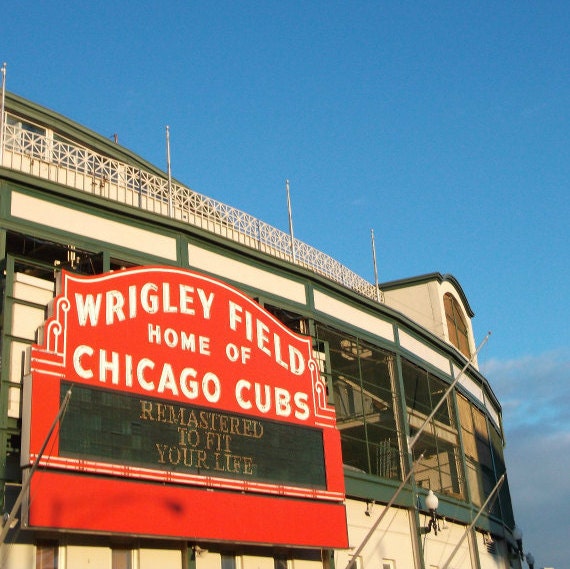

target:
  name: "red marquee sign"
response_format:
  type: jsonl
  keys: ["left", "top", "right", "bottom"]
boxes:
{"left": 22, "top": 267, "right": 347, "bottom": 548}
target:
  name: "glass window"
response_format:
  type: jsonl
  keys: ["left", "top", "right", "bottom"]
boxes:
{"left": 457, "top": 393, "right": 504, "bottom": 508}
{"left": 112, "top": 548, "right": 132, "bottom": 569}
{"left": 263, "top": 303, "right": 309, "bottom": 335}
{"left": 274, "top": 555, "right": 288, "bottom": 569}
{"left": 402, "top": 359, "right": 464, "bottom": 499}
{"left": 36, "top": 542, "right": 58, "bottom": 569}
{"left": 7, "top": 231, "right": 102, "bottom": 275}
{"left": 444, "top": 293, "right": 470, "bottom": 358}
{"left": 222, "top": 554, "right": 237, "bottom": 569}
{"left": 315, "top": 323, "right": 401, "bottom": 480}
{"left": 110, "top": 258, "right": 139, "bottom": 272}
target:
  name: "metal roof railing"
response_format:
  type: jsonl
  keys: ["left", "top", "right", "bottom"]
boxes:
{"left": 1, "top": 115, "right": 380, "bottom": 302}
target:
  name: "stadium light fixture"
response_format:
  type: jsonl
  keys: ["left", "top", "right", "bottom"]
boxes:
{"left": 424, "top": 490, "right": 439, "bottom": 535}
{"left": 513, "top": 526, "right": 524, "bottom": 559}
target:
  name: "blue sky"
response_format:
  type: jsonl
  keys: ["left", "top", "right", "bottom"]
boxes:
{"left": 2, "top": 2, "right": 569, "bottom": 566}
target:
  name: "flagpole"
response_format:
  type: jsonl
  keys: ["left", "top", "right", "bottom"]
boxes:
{"left": 0, "top": 386, "right": 73, "bottom": 547}
{"left": 286, "top": 179, "right": 296, "bottom": 262}
{"left": 344, "top": 452, "right": 425, "bottom": 569}
{"left": 166, "top": 125, "right": 173, "bottom": 217}
{"left": 346, "top": 332, "right": 491, "bottom": 569}
{"left": 441, "top": 473, "right": 506, "bottom": 569}
{"left": 0, "top": 62, "right": 7, "bottom": 164}
{"left": 370, "top": 229, "right": 380, "bottom": 302}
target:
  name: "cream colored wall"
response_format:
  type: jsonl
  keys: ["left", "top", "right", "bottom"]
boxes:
{"left": 8, "top": 273, "right": 55, "bottom": 417}
{"left": 292, "top": 558, "right": 323, "bottom": 569}
{"left": 0, "top": 543, "right": 35, "bottom": 569}
{"left": 313, "top": 290, "right": 394, "bottom": 342}
{"left": 337, "top": 499, "right": 417, "bottom": 569}
{"left": 197, "top": 551, "right": 224, "bottom": 569}
{"left": 66, "top": 545, "right": 111, "bottom": 568}
{"left": 421, "top": 518, "right": 473, "bottom": 569}
{"left": 13, "top": 272, "right": 54, "bottom": 304}
{"left": 197, "top": 552, "right": 324, "bottom": 569}
{"left": 382, "top": 282, "right": 444, "bottom": 340}
{"left": 383, "top": 279, "right": 480, "bottom": 372}
{"left": 11, "top": 191, "right": 178, "bottom": 261}
{"left": 188, "top": 244, "right": 307, "bottom": 305}
{"left": 477, "top": 532, "right": 509, "bottom": 569}
{"left": 140, "top": 547, "right": 182, "bottom": 569}
{"left": 398, "top": 330, "right": 452, "bottom": 375}
{"left": 242, "top": 553, "right": 274, "bottom": 569}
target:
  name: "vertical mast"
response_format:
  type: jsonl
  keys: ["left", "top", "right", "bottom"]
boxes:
{"left": 166, "top": 125, "right": 173, "bottom": 217}
{"left": 286, "top": 179, "right": 296, "bottom": 262}
{"left": 0, "top": 63, "right": 7, "bottom": 164}
{"left": 0, "top": 387, "right": 73, "bottom": 547}
{"left": 371, "top": 228, "right": 380, "bottom": 301}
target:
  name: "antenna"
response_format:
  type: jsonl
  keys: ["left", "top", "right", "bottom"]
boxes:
{"left": 166, "top": 125, "right": 173, "bottom": 217}
{"left": 286, "top": 179, "right": 296, "bottom": 262}
{"left": 0, "top": 62, "right": 7, "bottom": 164}
{"left": 371, "top": 228, "right": 380, "bottom": 301}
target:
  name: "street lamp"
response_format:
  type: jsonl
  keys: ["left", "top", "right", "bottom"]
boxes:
{"left": 512, "top": 526, "right": 523, "bottom": 559}
{"left": 425, "top": 490, "right": 439, "bottom": 535}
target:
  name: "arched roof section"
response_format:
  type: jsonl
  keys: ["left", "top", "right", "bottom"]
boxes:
{"left": 381, "top": 272, "right": 474, "bottom": 317}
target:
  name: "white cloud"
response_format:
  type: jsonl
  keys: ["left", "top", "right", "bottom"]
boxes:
{"left": 481, "top": 349, "right": 570, "bottom": 569}
{"left": 482, "top": 348, "right": 570, "bottom": 435}
{"left": 503, "top": 432, "right": 570, "bottom": 569}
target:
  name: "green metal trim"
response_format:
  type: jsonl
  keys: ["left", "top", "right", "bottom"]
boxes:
{"left": 2, "top": 182, "right": 178, "bottom": 266}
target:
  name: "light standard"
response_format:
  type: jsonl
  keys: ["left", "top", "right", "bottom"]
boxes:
{"left": 512, "top": 526, "right": 524, "bottom": 559}
{"left": 425, "top": 490, "right": 439, "bottom": 535}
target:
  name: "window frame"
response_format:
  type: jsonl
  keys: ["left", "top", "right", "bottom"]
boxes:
{"left": 444, "top": 293, "right": 470, "bottom": 358}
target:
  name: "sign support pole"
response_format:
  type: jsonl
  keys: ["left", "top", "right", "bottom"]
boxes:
{"left": 0, "top": 387, "right": 73, "bottom": 547}
{"left": 345, "top": 332, "right": 491, "bottom": 569}
{"left": 0, "top": 62, "right": 6, "bottom": 164}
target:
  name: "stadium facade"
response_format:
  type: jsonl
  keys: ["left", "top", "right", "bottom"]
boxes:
{"left": 0, "top": 90, "right": 525, "bottom": 569}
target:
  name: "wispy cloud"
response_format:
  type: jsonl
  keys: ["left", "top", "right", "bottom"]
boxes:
{"left": 482, "top": 348, "right": 570, "bottom": 435}
{"left": 481, "top": 349, "right": 570, "bottom": 569}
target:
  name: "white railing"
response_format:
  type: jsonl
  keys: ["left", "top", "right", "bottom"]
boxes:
{"left": 1, "top": 116, "right": 381, "bottom": 302}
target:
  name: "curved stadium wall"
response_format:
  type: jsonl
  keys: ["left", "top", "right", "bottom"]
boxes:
{"left": 0, "top": 92, "right": 520, "bottom": 569}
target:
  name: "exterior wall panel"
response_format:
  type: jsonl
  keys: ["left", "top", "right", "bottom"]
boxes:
{"left": 338, "top": 500, "right": 417, "bottom": 569}
{"left": 66, "top": 545, "right": 111, "bottom": 569}
{"left": 313, "top": 290, "right": 394, "bottom": 342}
{"left": 188, "top": 243, "right": 307, "bottom": 304}
{"left": 11, "top": 191, "right": 177, "bottom": 261}
{"left": 399, "top": 330, "right": 451, "bottom": 374}
{"left": 140, "top": 548, "right": 182, "bottom": 569}
{"left": 0, "top": 93, "right": 519, "bottom": 569}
